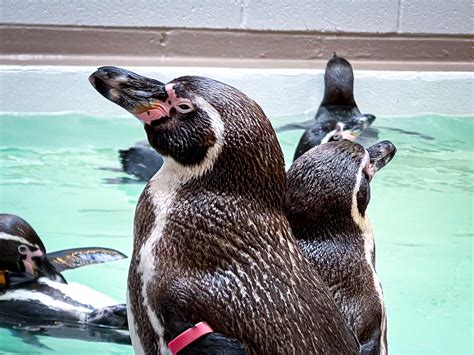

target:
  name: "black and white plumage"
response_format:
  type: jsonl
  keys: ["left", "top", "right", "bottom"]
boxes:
{"left": 89, "top": 67, "right": 360, "bottom": 354}
{"left": 0, "top": 214, "right": 130, "bottom": 345}
{"left": 277, "top": 53, "right": 377, "bottom": 161}
{"left": 285, "top": 140, "right": 396, "bottom": 354}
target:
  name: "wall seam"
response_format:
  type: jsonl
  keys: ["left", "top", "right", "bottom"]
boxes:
{"left": 239, "top": 0, "right": 249, "bottom": 29}
{"left": 396, "top": 0, "right": 403, "bottom": 33}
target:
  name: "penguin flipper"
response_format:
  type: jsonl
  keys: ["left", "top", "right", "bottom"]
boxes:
{"left": 359, "top": 324, "right": 386, "bottom": 355}
{"left": 47, "top": 247, "right": 127, "bottom": 272}
{"left": 119, "top": 145, "right": 164, "bottom": 182}
{"left": 179, "top": 332, "right": 247, "bottom": 355}
{"left": 86, "top": 304, "right": 128, "bottom": 329}
{"left": 360, "top": 337, "right": 380, "bottom": 355}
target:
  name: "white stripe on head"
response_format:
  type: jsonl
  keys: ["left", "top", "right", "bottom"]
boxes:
{"left": 0, "top": 232, "right": 38, "bottom": 248}
{"left": 351, "top": 150, "right": 387, "bottom": 354}
{"left": 158, "top": 95, "right": 225, "bottom": 180}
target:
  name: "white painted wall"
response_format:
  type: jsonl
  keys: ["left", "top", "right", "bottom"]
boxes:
{"left": 1, "top": 66, "right": 472, "bottom": 118}
{"left": 1, "top": 0, "right": 472, "bottom": 35}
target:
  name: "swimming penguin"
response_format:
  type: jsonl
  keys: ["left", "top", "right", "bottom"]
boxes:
{"left": 118, "top": 140, "right": 163, "bottom": 182}
{"left": 277, "top": 53, "right": 377, "bottom": 161}
{"left": 90, "top": 67, "right": 360, "bottom": 354}
{"left": 285, "top": 140, "right": 396, "bottom": 354}
{"left": 0, "top": 213, "right": 131, "bottom": 345}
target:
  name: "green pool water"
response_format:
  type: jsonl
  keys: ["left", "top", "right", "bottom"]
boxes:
{"left": 0, "top": 113, "right": 472, "bottom": 354}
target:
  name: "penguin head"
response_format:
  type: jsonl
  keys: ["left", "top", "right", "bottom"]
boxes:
{"left": 0, "top": 214, "right": 65, "bottom": 285}
{"left": 321, "top": 53, "right": 356, "bottom": 107}
{"left": 286, "top": 140, "right": 396, "bottom": 236}
{"left": 319, "top": 114, "right": 377, "bottom": 144}
{"left": 90, "top": 67, "right": 286, "bottom": 203}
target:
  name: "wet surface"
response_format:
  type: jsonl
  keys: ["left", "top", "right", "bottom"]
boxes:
{"left": 0, "top": 113, "right": 472, "bottom": 354}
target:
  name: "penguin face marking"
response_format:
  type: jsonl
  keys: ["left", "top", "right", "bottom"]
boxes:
{"left": 133, "top": 84, "right": 195, "bottom": 125}
{"left": 89, "top": 68, "right": 227, "bottom": 172}
{"left": 16, "top": 243, "right": 44, "bottom": 276}
{"left": 0, "top": 232, "right": 43, "bottom": 276}
{"left": 0, "top": 214, "right": 65, "bottom": 283}
{"left": 144, "top": 91, "right": 225, "bottom": 176}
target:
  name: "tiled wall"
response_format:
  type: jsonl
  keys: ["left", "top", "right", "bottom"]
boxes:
{"left": 2, "top": 0, "right": 472, "bottom": 35}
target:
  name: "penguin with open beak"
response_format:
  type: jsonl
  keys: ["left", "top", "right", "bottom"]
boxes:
{"left": 285, "top": 140, "right": 396, "bottom": 354}
{"left": 0, "top": 214, "right": 130, "bottom": 345}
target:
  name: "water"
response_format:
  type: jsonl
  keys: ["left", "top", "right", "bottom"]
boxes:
{"left": 0, "top": 114, "right": 472, "bottom": 354}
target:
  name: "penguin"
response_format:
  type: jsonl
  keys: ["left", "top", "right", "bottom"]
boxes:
{"left": 285, "top": 140, "right": 397, "bottom": 354}
{"left": 0, "top": 213, "right": 131, "bottom": 345}
{"left": 118, "top": 140, "right": 163, "bottom": 182}
{"left": 89, "top": 67, "right": 360, "bottom": 354}
{"left": 277, "top": 53, "right": 377, "bottom": 161}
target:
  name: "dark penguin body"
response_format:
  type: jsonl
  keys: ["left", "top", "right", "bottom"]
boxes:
{"left": 118, "top": 141, "right": 164, "bottom": 182}
{"left": 0, "top": 214, "right": 130, "bottom": 345}
{"left": 90, "top": 68, "right": 360, "bottom": 354}
{"left": 288, "top": 53, "right": 376, "bottom": 161}
{"left": 285, "top": 140, "right": 396, "bottom": 354}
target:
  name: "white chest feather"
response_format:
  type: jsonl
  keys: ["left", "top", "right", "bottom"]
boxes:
{"left": 352, "top": 155, "right": 387, "bottom": 354}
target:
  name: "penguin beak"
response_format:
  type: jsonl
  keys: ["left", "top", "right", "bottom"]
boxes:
{"left": 89, "top": 66, "right": 168, "bottom": 124}
{"left": 366, "top": 140, "right": 397, "bottom": 173}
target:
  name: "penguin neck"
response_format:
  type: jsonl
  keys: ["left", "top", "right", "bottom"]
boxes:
{"left": 136, "top": 121, "right": 288, "bottom": 267}
{"left": 140, "top": 154, "right": 290, "bottom": 271}
{"left": 320, "top": 89, "right": 356, "bottom": 108}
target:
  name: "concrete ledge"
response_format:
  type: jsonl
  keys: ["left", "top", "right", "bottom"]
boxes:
{"left": 1, "top": 25, "right": 473, "bottom": 71}
{"left": 1, "top": 66, "right": 472, "bottom": 118}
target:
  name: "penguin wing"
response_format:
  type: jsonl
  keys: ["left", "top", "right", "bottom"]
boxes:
{"left": 47, "top": 247, "right": 127, "bottom": 272}
{"left": 86, "top": 304, "right": 128, "bottom": 329}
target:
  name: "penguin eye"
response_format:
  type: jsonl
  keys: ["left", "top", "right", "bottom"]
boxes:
{"left": 175, "top": 103, "right": 194, "bottom": 113}
{"left": 18, "top": 245, "right": 29, "bottom": 255}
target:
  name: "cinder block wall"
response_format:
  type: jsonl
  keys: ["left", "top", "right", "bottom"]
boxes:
{"left": 2, "top": 0, "right": 472, "bottom": 34}
{"left": 1, "top": 0, "right": 472, "bottom": 68}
